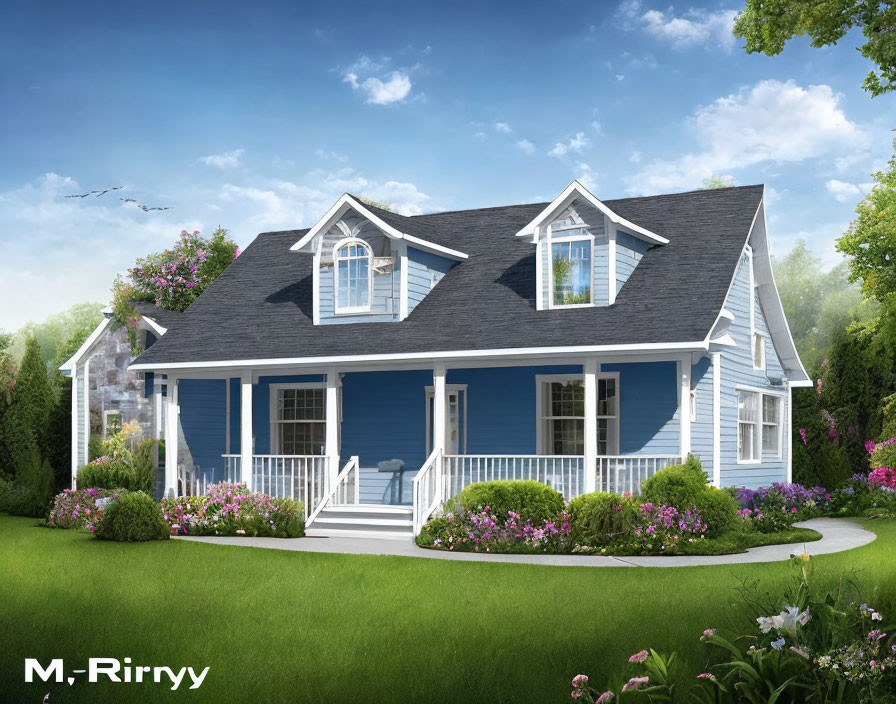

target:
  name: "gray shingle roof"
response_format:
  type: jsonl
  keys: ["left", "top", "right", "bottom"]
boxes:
{"left": 133, "top": 185, "right": 764, "bottom": 367}
{"left": 129, "top": 300, "right": 183, "bottom": 331}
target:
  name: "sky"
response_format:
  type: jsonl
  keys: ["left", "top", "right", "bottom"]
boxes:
{"left": 1, "top": 0, "right": 893, "bottom": 331}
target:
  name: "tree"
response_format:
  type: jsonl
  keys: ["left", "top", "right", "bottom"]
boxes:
{"left": 734, "top": 1, "right": 896, "bottom": 96}
{"left": 0, "top": 337, "right": 55, "bottom": 476}
{"left": 837, "top": 140, "right": 896, "bottom": 303}
{"left": 701, "top": 175, "right": 734, "bottom": 189}
{"left": 8, "top": 302, "right": 104, "bottom": 373}
{"left": 772, "top": 241, "right": 864, "bottom": 373}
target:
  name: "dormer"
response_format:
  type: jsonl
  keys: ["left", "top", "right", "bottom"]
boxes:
{"left": 291, "top": 194, "right": 467, "bottom": 324}
{"left": 515, "top": 181, "right": 667, "bottom": 310}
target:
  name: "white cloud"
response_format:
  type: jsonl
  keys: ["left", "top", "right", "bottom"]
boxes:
{"left": 577, "top": 162, "right": 598, "bottom": 191}
{"left": 516, "top": 139, "right": 536, "bottom": 155}
{"left": 591, "top": 120, "right": 604, "bottom": 135}
{"left": 549, "top": 132, "right": 590, "bottom": 157}
{"left": 626, "top": 79, "right": 869, "bottom": 194}
{"left": 199, "top": 149, "right": 245, "bottom": 168}
{"left": 494, "top": 122, "right": 512, "bottom": 134}
{"left": 640, "top": 6, "right": 739, "bottom": 51}
{"left": 825, "top": 179, "right": 874, "bottom": 202}
{"left": 629, "top": 150, "right": 642, "bottom": 164}
{"left": 342, "top": 56, "right": 413, "bottom": 105}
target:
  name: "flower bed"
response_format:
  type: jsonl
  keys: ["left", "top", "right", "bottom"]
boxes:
{"left": 46, "top": 488, "right": 120, "bottom": 531}
{"left": 734, "top": 482, "right": 831, "bottom": 532}
{"left": 161, "top": 483, "right": 305, "bottom": 538}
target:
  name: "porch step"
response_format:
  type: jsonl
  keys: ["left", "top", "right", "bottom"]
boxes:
{"left": 307, "top": 504, "right": 415, "bottom": 539}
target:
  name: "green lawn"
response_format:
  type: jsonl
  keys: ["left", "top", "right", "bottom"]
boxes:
{"left": 1, "top": 515, "right": 894, "bottom": 704}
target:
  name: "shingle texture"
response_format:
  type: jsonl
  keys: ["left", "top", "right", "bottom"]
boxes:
{"left": 129, "top": 301, "right": 183, "bottom": 331}
{"left": 134, "top": 185, "right": 764, "bottom": 366}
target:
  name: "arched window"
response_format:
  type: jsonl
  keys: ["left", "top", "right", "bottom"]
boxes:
{"left": 334, "top": 238, "right": 372, "bottom": 313}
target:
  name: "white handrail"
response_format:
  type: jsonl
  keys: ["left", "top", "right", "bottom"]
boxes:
{"left": 306, "top": 456, "right": 359, "bottom": 526}
{"left": 442, "top": 454, "right": 584, "bottom": 502}
{"left": 596, "top": 455, "right": 680, "bottom": 495}
{"left": 412, "top": 448, "right": 442, "bottom": 534}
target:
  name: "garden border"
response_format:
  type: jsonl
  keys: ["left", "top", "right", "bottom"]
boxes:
{"left": 174, "top": 517, "right": 876, "bottom": 567}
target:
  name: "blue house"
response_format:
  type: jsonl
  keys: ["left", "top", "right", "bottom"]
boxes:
{"left": 77, "top": 181, "right": 811, "bottom": 537}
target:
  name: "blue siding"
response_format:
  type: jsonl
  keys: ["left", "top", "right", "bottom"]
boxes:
{"left": 318, "top": 264, "right": 397, "bottom": 325}
{"left": 229, "top": 377, "right": 240, "bottom": 454}
{"left": 719, "top": 252, "right": 788, "bottom": 488}
{"left": 448, "top": 365, "right": 584, "bottom": 454}
{"left": 144, "top": 371, "right": 154, "bottom": 398}
{"left": 407, "top": 246, "right": 455, "bottom": 314}
{"left": 690, "top": 356, "right": 715, "bottom": 475}
{"left": 602, "top": 361, "right": 680, "bottom": 454}
{"left": 178, "top": 379, "right": 227, "bottom": 482}
{"left": 253, "top": 374, "right": 326, "bottom": 454}
{"left": 615, "top": 230, "right": 651, "bottom": 295}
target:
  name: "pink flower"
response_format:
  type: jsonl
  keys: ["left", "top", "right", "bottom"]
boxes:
{"left": 628, "top": 650, "right": 649, "bottom": 663}
{"left": 234, "top": 246, "right": 242, "bottom": 258}
{"left": 596, "top": 692, "right": 614, "bottom": 703}
{"left": 571, "top": 675, "right": 588, "bottom": 688}
{"left": 799, "top": 428, "right": 808, "bottom": 445}
{"left": 622, "top": 677, "right": 648, "bottom": 692}
{"left": 697, "top": 673, "right": 717, "bottom": 682}
{"left": 701, "top": 629, "right": 716, "bottom": 640}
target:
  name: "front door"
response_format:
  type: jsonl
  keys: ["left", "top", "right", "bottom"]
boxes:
{"left": 426, "top": 386, "right": 466, "bottom": 454}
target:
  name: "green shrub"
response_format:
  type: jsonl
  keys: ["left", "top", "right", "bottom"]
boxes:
{"left": 87, "top": 434, "right": 103, "bottom": 463}
{"left": 568, "top": 492, "right": 642, "bottom": 545}
{"left": 446, "top": 480, "right": 564, "bottom": 522}
{"left": 131, "top": 438, "right": 158, "bottom": 493}
{"left": 2, "top": 447, "right": 55, "bottom": 518}
{"left": 77, "top": 438, "right": 158, "bottom": 493}
{"left": 870, "top": 441, "right": 896, "bottom": 470}
{"left": 694, "top": 487, "right": 738, "bottom": 537}
{"left": 94, "top": 491, "right": 169, "bottom": 542}
{"left": 641, "top": 456, "right": 708, "bottom": 510}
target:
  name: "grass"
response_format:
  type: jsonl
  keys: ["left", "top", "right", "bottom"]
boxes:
{"left": 1, "top": 515, "right": 894, "bottom": 704}
{"left": 678, "top": 526, "right": 822, "bottom": 555}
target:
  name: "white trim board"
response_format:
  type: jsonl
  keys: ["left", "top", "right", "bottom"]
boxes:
{"left": 58, "top": 316, "right": 112, "bottom": 374}
{"left": 534, "top": 372, "right": 620, "bottom": 455}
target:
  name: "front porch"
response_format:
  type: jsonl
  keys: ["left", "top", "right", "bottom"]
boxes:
{"left": 164, "top": 355, "right": 705, "bottom": 532}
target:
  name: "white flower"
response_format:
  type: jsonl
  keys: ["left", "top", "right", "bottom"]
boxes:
{"left": 872, "top": 612, "right": 883, "bottom": 621}
{"left": 771, "top": 637, "right": 786, "bottom": 651}
{"left": 757, "top": 616, "right": 776, "bottom": 634}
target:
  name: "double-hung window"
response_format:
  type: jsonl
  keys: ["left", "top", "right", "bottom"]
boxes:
{"left": 538, "top": 375, "right": 619, "bottom": 455}
{"left": 551, "top": 238, "right": 592, "bottom": 306}
{"left": 738, "top": 390, "right": 783, "bottom": 461}
{"left": 272, "top": 386, "right": 326, "bottom": 455}
{"left": 334, "top": 239, "right": 372, "bottom": 313}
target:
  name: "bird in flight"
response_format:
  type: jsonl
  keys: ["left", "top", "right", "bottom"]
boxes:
{"left": 120, "top": 198, "right": 171, "bottom": 212}
{"left": 65, "top": 186, "right": 123, "bottom": 198}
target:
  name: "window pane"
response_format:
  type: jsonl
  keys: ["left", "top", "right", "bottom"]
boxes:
{"left": 336, "top": 242, "right": 370, "bottom": 310}
{"left": 738, "top": 423, "right": 754, "bottom": 461}
{"left": 738, "top": 391, "right": 758, "bottom": 423}
{"left": 551, "top": 418, "right": 584, "bottom": 454}
{"left": 598, "top": 378, "right": 616, "bottom": 417}
{"left": 552, "top": 240, "right": 592, "bottom": 305}
{"left": 762, "top": 395, "right": 778, "bottom": 424}
{"left": 278, "top": 388, "right": 324, "bottom": 421}
{"left": 762, "top": 425, "right": 778, "bottom": 454}
{"left": 279, "top": 421, "right": 325, "bottom": 455}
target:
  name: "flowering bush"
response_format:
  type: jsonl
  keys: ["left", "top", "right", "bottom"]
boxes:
{"left": 76, "top": 421, "right": 156, "bottom": 493}
{"left": 869, "top": 466, "right": 896, "bottom": 489}
{"left": 735, "top": 483, "right": 831, "bottom": 531}
{"left": 868, "top": 436, "right": 896, "bottom": 470}
{"left": 831, "top": 472, "right": 896, "bottom": 517}
{"left": 568, "top": 566, "right": 896, "bottom": 703}
{"left": 417, "top": 507, "right": 571, "bottom": 553}
{"left": 46, "top": 488, "right": 118, "bottom": 530}
{"left": 161, "top": 483, "right": 305, "bottom": 538}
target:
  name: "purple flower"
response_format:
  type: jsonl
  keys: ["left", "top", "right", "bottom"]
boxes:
{"left": 628, "top": 650, "right": 649, "bottom": 663}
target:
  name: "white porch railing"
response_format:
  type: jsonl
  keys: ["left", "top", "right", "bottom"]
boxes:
{"left": 442, "top": 455, "right": 584, "bottom": 503}
{"left": 596, "top": 455, "right": 680, "bottom": 495}
{"left": 178, "top": 460, "right": 241, "bottom": 498}
{"left": 252, "top": 455, "right": 329, "bottom": 518}
{"left": 412, "top": 449, "right": 442, "bottom": 534}
{"left": 306, "top": 456, "right": 359, "bottom": 526}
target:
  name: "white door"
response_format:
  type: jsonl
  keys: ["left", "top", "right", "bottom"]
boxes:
{"left": 426, "top": 386, "right": 466, "bottom": 454}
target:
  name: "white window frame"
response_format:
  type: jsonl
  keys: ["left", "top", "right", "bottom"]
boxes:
{"left": 548, "top": 234, "right": 594, "bottom": 309}
{"left": 333, "top": 237, "right": 373, "bottom": 315}
{"left": 736, "top": 385, "right": 785, "bottom": 464}
{"left": 761, "top": 394, "right": 782, "bottom": 459}
{"left": 102, "top": 409, "right": 122, "bottom": 440}
{"left": 269, "top": 382, "right": 327, "bottom": 456}
{"left": 425, "top": 384, "right": 468, "bottom": 455}
{"left": 753, "top": 332, "right": 766, "bottom": 370}
{"left": 535, "top": 373, "right": 619, "bottom": 455}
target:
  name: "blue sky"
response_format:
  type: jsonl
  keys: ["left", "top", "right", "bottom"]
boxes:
{"left": 1, "top": 0, "right": 892, "bottom": 330}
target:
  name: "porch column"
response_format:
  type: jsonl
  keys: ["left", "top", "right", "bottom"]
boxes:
{"left": 70, "top": 364, "right": 79, "bottom": 489}
{"left": 432, "top": 363, "right": 446, "bottom": 452}
{"left": 679, "top": 354, "right": 691, "bottom": 461}
{"left": 240, "top": 371, "right": 253, "bottom": 491}
{"left": 164, "top": 375, "right": 179, "bottom": 497}
{"left": 712, "top": 352, "right": 721, "bottom": 487}
{"left": 583, "top": 358, "right": 598, "bottom": 494}
{"left": 325, "top": 367, "right": 340, "bottom": 485}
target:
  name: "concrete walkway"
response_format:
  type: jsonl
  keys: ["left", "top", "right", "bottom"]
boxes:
{"left": 175, "top": 517, "right": 876, "bottom": 568}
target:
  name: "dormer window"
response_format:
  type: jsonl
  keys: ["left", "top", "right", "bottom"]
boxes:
{"left": 334, "top": 239, "right": 372, "bottom": 314}
{"left": 552, "top": 238, "right": 592, "bottom": 306}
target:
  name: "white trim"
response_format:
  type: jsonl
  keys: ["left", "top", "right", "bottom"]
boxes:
{"left": 712, "top": 352, "right": 721, "bottom": 487}
{"left": 129, "top": 341, "right": 708, "bottom": 373}
{"left": 736, "top": 388, "right": 761, "bottom": 465}
{"left": 332, "top": 237, "right": 374, "bottom": 315}
{"left": 240, "top": 371, "right": 253, "bottom": 491}
{"left": 224, "top": 377, "right": 231, "bottom": 454}
{"left": 154, "top": 378, "right": 164, "bottom": 442}
{"left": 607, "top": 220, "right": 617, "bottom": 305}
{"left": 290, "top": 194, "right": 468, "bottom": 260}
{"left": 164, "top": 376, "right": 179, "bottom": 497}
{"left": 746, "top": 243, "right": 756, "bottom": 345}
{"left": 139, "top": 315, "right": 167, "bottom": 337}
{"left": 432, "top": 365, "right": 447, "bottom": 455}
{"left": 548, "top": 233, "right": 595, "bottom": 308}
{"left": 760, "top": 393, "right": 783, "bottom": 461}
{"left": 398, "top": 241, "right": 409, "bottom": 320}
{"left": 679, "top": 354, "right": 691, "bottom": 460}
{"left": 786, "top": 385, "right": 793, "bottom": 483}
{"left": 58, "top": 316, "right": 112, "bottom": 374}
{"left": 752, "top": 332, "right": 767, "bottom": 371}
{"left": 583, "top": 358, "right": 598, "bottom": 493}
{"left": 425, "top": 384, "right": 467, "bottom": 455}
{"left": 70, "top": 363, "right": 79, "bottom": 488}
{"left": 312, "top": 244, "right": 321, "bottom": 326}
{"left": 535, "top": 233, "right": 545, "bottom": 311}
{"left": 514, "top": 181, "right": 668, "bottom": 245}
{"left": 82, "top": 358, "right": 91, "bottom": 468}
{"left": 734, "top": 383, "right": 786, "bottom": 396}
{"left": 102, "top": 409, "right": 122, "bottom": 440}
{"left": 325, "top": 369, "right": 340, "bottom": 484}
{"left": 534, "top": 372, "right": 620, "bottom": 456}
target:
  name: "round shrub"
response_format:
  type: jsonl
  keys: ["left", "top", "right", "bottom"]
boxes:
{"left": 94, "top": 491, "right": 170, "bottom": 542}
{"left": 641, "top": 456, "right": 708, "bottom": 510}
{"left": 568, "top": 492, "right": 642, "bottom": 545}
{"left": 446, "top": 480, "right": 564, "bottom": 522}
{"left": 694, "top": 487, "right": 738, "bottom": 537}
